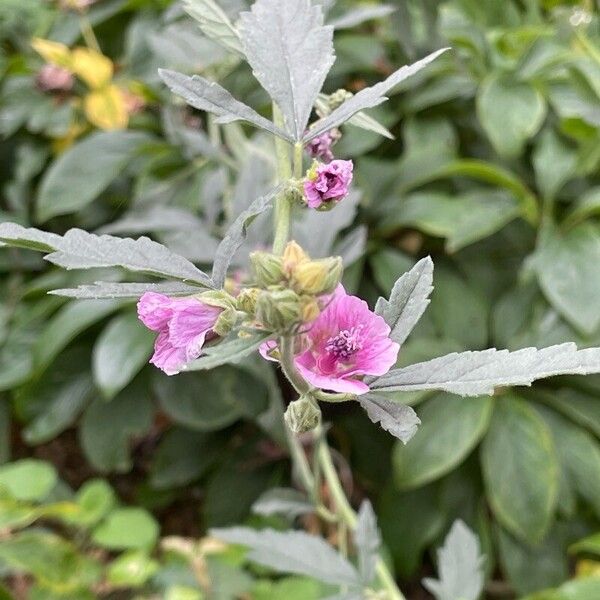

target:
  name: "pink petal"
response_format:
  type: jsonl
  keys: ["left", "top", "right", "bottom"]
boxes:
{"left": 150, "top": 330, "right": 187, "bottom": 375}
{"left": 137, "top": 292, "right": 175, "bottom": 332}
{"left": 295, "top": 360, "right": 370, "bottom": 394}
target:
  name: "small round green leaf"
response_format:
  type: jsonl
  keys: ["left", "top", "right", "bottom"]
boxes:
{"left": 0, "top": 459, "right": 57, "bottom": 502}
{"left": 92, "top": 508, "right": 159, "bottom": 550}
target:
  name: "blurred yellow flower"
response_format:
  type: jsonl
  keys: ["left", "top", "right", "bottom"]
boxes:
{"left": 71, "top": 47, "right": 113, "bottom": 90}
{"left": 84, "top": 84, "right": 128, "bottom": 130}
{"left": 31, "top": 38, "right": 72, "bottom": 68}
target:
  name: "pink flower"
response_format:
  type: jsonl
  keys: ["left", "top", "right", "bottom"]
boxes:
{"left": 36, "top": 64, "right": 74, "bottom": 92}
{"left": 261, "top": 287, "right": 399, "bottom": 395}
{"left": 306, "top": 131, "right": 336, "bottom": 162}
{"left": 137, "top": 292, "right": 222, "bottom": 375}
{"left": 303, "top": 160, "right": 353, "bottom": 209}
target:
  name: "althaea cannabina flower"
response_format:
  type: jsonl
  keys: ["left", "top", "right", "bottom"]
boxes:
{"left": 262, "top": 286, "right": 399, "bottom": 394}
{"left": 304, "top": 159, "right": 353, "bottom": 209}
{"left": 306, "top": 131, "right": 336, "bottom": 162}
{"left": 137, "top": 292, "right": 222, "bottom": 376}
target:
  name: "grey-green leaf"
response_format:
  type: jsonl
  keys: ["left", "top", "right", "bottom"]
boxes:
{"left": 211, "top": 527, "right": 361, "bottom": 586}
{"left": 304, "top": 48, "right": 448, "bottom": 143}
{"left": 211, "top": 187, "right": 278, "bottom": 288}
{"left": 371, "top": 343, "right": 600, "bottom": 396}
{"left": 50, "top": 281, "right": 201, "bottom": 299}
{"left": 185, "top": 333, "right": 272, "bottom": 371}
{"left": 358, "top": 394, "right": 420, "bottom": 443}
{"left": 239, "top": 0, "right": 335, "bottom": 140}
{"left": 159, "top": 69, "right": 291, "bottom": 142}
{"left": 422, "top": 520, "right": 485, "bottom": 600}
{"left": 0, "top": 222, "right": 212, "bottom": 287}
{"left": 355, "top": 500, "right": 380, "bottom": 585}
{"left": 374, "top": 256, "right": 434, "bottom": 346}
{"left": 183, "top": 0, "right": 244, "bottom": 56}
{"left": 252, "top": 488, "right": 313, "bottom": 518}
{"left": 329, "top": 5, "right": 396, "bottom": 30}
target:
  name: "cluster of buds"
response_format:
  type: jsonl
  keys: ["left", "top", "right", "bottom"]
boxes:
{"left": 236, "top": 241, "right": 343, "bottom": 334}
{"left": 284, "top": 393, "right": 321, "bottom": 433}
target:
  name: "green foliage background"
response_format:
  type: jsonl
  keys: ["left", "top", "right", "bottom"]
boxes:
{"left": 0, "top": 0, "right": 599, "bottom": 598}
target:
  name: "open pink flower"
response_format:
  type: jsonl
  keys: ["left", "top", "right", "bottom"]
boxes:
{"left": 260, "top": 287, "right": 399, "bottom": 395}
{"left": 303, "top": 160, "right": 353, "bottom": 209}
{"left": 137, "top": 292, "right": 222, "bottom": 375}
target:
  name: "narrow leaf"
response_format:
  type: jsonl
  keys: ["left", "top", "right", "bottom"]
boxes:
{"left": 183, "top": 0, "right": 244, "bottom": 56}
{"left": 239, "top": 0, "right": 335, "bottom": 140}
{"left": 329, "top": 5, "right": 396, "bottom": 30}
{"left": 211, "top": 527, "right": 360, "bottom": 586}
{"left": 159, "top": 69, "right": 292, "bottom": 142}
{"left": 355, "top": 501, "right": 381, "bottom": 585}
{"left": 304, "top": 48, "right": 449, "bottom": 142}
{"left": 0, "top": 222, "right": 212, "bottom": 287}
{"left": 50, "top": 281, "right": 202, "bottom": 299}
{"left": 422, "top": 520, "right": 485, "bottom": 600}
{"left": 185, "top": 333, "right": 272, "bottom": 371}
{"left": 371, "top": 343, "right": 600, "bottom": 397}
{"left": 252, "top": 488, "right": 313, "bottom": 518}
{"left": 358, "top": 394, "right": 420, "bottom": 443}
{"left": 211, "top": 187, "right": 278, "bottom": 288}
{"left": 374, "top": 256, "right": 434, "bottom": 346}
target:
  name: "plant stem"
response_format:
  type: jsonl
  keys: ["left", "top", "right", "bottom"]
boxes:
{"left": 316, "top": 426, "right": 406, "bottom": 600}
{"left": 79, "top": 15, "right": 101, "bottom": 53}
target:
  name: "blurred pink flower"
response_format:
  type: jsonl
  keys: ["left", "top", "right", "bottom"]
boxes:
{"left": 36, "top": 64, "right": 74, "bottom": 92}
{"left": 306, "top": 131, "right": 336, "bottom": 162}
{"left": 304, "top": 159, "right": 353, "bottom": 209}
{"left": 260, "top": 286, "right": 399, "bottom": 394}
{"left": 137, "top": 292, "right": 222, "bottom": 375}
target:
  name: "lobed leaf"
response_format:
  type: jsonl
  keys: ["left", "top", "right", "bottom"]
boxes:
{"left": 211, "top": 187, "right": 279, "bottom": 288}
{"left": 358, "top": 393, "right": 420, "bottom": 443}
{"left": 0, "top": 222, "right": 212, "bottom": 287}
{"left": 183, "top": 0, "right": 244, "bottom": 56}
{"left": 211, "top": 526, "right": 361, "bottom": 586}
{"left": 422, "top": 520, "right": 485, "bottom": 600}
{"left": 159, "top": 69, "right": 292, "bottom": 142}
{"left": 239, "top": 0, "right": 335, "bottom": 140}
{"left": 374, "top": 256, "right": 434, "bottom": 347}
{"left": 304, "top": 48, "right": 449, "bottom": 143}
{"left": 371, "top": 343, "right": 600, "bottom": 396}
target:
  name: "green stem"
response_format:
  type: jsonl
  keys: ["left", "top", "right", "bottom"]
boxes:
{"left": 79, "top": 15, "right": 101, "bottom": 53}
{"left": 317, "top": 426, "right": 406, "bottom": 600}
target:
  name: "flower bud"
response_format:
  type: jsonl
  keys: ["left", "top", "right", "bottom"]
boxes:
{"left": 300, "top": 296, "right": 321, "bottom": 323}
{"left": 291, "top": 257, "right": 343, "bottom": 295}
{"left": 250, "top": 251, "right": 285, "bottom": 287}
{"left": 197, "top": 290, "right": 236, "bottom": 311}
{"left": 284, "top": 395, "right": 321, "bottom": 433}
{"left": 255, "top": 289, "right": 301, "bottom": 331}
{"left": 212, "top": 307, "right": 238, "bottom": 337}
{"left": 282, "top": 241, "right": 309, "bottom": 276}
{"left": 236, "top": 287, "right": 261, "bottom": 314}
{"left": 36, "top": 64, "right": 74, "bottom": 92}
{"left": 328, "top": 89, "right": 353, "bottom": 110}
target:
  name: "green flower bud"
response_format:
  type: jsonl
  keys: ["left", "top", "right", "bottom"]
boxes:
{"left": 328, "top": 88, "right": 353, "bottom": 110}
{"left": 197, "top": 290, "right": 236, "bottom": 311}
{"left": 282, "top": 240, "right": 309, "bottom": 277}
{"left": 300, "top": 295, "right": 321, "bottom": 323}
{"left": 212, "top": 307, "right": 238, "bottom": 337}
{"left": 250, "top": 251, "right": 285, "bottom": 287}
{"left": 291, "top": 256, "right": 343, "bottom": 295}
{"left": 236, "top": 287, "right": 261, "bottom": 314}
{"left": 255, "top": 288, "right": 301, "bottom": 331}
{"left": 284, "top": 394, "right": 321, "bottom": 434}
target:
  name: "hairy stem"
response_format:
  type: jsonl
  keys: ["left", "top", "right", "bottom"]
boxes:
{"left": 316, "top": 428, "right": 406, "bottom": 600}
{"left": 272, "top": 104, "right": 292, "bottom": 255}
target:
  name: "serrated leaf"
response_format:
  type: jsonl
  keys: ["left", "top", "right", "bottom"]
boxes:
{"left": 183, "top": 0, "right": 244, "bottom": 56}
{"left": 422, "top": 520, "right": 485, "bottom": 600}
{"left": 211, "top": 188, "right": 278, "bottom": 288}
{"left": 159, "top": 69, "right": 291, "bottom": 141}
{"left": 239, "top": 0, "right": 335, "bottom": 140}
{"left": 374, "top": 256, "right": 434, "bottom": 347}
{"left": 211, "top": 527, "right": 360, "bottom": 586}
{"left": 329, "top": 5, "right": 396, "bottom": 29}
{"left": 50, "top": 281, "right": 201, "bottom": 299}
{"left": 358, "top": 394, "right": 420, "bottom": 443}
{"left": 371, "top": 343, "right": 600, "bottom": 396}
{"left": 185, "top": 333, "right": 273, "bottom": 371}
{"left": 355, "top": 501, "right": 380, "bottom": 585}
{"left": 0, "top": 222, "right": 212, "bottom": 287}
{"left": 304, "top": 48, "right": 448, "bottom": 142}
{"left": 252, "top": 488, "right": 313, "bottom": 518}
